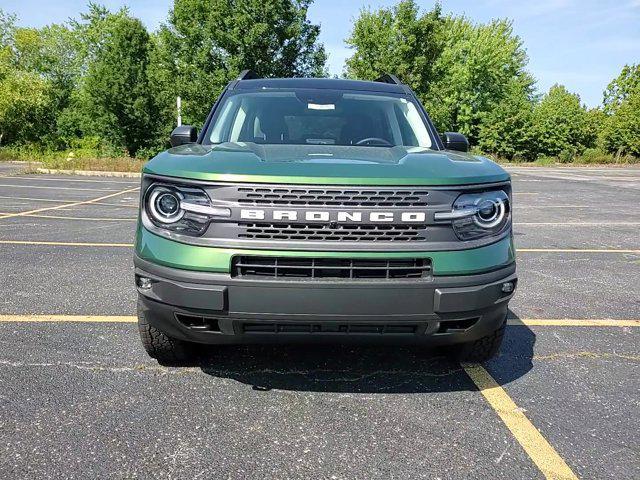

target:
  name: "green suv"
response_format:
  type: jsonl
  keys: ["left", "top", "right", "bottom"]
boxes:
{"left": 134, "top": 72, "right": 516, "bottom": 364}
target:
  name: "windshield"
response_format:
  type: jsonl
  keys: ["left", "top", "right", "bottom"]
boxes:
{"left": 205, "top": 89, "right": 433, "bottom": 148}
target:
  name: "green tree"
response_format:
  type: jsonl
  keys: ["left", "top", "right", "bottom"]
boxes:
{"left": 150, "top": 0, "right": 327, "bottom": 133}
{"left": 0, "top": 52, "right": 51, "bottom": 145}
{"left": 344, "top": 1, "right": 443, "bottom": 96}
{"left": 584, "top": 107, "right": 606, "bottom": 150}
{"left": 477, "top": 82, "right": 537, "bottom": 161}
{"left": 12, "top": 25, "right": 82, "bottom": 145}
{"left": 603, "top": 64, "right": 639, "bottom": 114}
{"left": 600, "top": 65, "right": 640, "bottom": 157}
{"left": 532, "top": 84, "right": 591, "bottom": 158}
{"left": 0, "top": 10, "right": 52, "bottom": 145}
{"left": 71, "top": 6, "right": 158, "bottom": 155}
{"left": 345, "top": 1, "right": 534, "bottom": 144}
{"left": 601, "top": 90, "right": 640, "bottom": 157}
{"left": 427, "top": 17, "right": 533, "bottom": 142}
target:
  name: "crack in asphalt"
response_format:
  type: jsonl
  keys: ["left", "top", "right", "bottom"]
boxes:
{"left": 0, "top": 359, "right": 463, "bottom": 379}
{"left": 532, "top": 351, "right": 640, "bottom": 362}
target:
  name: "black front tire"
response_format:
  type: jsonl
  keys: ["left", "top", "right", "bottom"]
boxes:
{"left": 451, "top": 318, "right": 506, "bottom": 363}
{"left": 137, "top": 301, "right": 193, "bottom": 365}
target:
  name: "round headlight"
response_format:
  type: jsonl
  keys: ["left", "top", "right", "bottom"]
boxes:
{"left": 157, "top": 193, "right": 180, "bottom": 216}
{"left": 148, "top": 188, "right": 184, "bottom": 224}
{"left": 474, "top": 198, "right": 506, "bottom": 228}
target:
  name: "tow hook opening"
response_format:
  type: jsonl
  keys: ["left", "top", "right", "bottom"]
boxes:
{"left": 437, "top": 317, "right": 480, "bottom": 334}
{"left": 175, "top": 313, "right": 221, "bottom": 332}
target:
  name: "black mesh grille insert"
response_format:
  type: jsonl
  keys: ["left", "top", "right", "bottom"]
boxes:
{"left": 242, "top": 323, "right": 419, "bottom": 334}
{"left": 236, "top": 187, "right": 429, "bottom": 207}
{"left": 232, "top": 256, "right": 432, "bottom": 280}
{"left": 238, "top": 223, "right": 428, "bottom": 242}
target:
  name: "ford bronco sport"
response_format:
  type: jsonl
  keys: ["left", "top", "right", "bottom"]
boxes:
{"left": 134, "top": 71, "right": 517, "bottom": 364}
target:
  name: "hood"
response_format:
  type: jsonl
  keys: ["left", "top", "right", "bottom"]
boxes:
{"left": 143, "top": 142, "right": 509, "bottom": 186}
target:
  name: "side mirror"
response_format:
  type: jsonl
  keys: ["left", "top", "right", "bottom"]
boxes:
{"left": 441, "top": 132, "right": 469, "bottom": 152}
{"left": 170, "top": 125, "right": 198, "bottom": 147}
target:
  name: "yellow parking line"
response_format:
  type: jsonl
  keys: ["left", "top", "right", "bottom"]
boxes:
{"left": 0, "top": 187, "right": 139, "bottom": 220}
{"left": 518, "top": 248, "right": 640, "bottom": 254}
{"left": 0, "top": 240, "right": 132, "bottom": 247}
{"left": 464, "top": 364, "right": 579, "bottom": 480}
{"left": 0, "top": 315, "right": 136, "bottom": 323}
{"left": 509, "top": 318, "right": 640, "bottom": 327}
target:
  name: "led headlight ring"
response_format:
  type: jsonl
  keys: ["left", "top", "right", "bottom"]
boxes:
{"left": 148, "top": 187, "right": 185, "bottom": 224}
{"left": 473, "top": 197, "right": 506, "bottom": 229}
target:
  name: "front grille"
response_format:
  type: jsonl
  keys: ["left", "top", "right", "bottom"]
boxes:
{"left": 232, "top": 256, "right": 432, "bottom": 280}
{"left": 238, "top": 223, "right": 427, "bottom": 242}
{"left": 242, "top": 323, "right": 419, "bottom": 334}
{"left": 236, "top": 187, "right": 429, "bottom": 207}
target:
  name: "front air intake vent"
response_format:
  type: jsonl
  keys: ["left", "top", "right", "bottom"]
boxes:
{"left": 242, "top": 323, "right": 419, "bottom": 334}
{"left": 232, "top": 256, "right": 431, "bottom": 280}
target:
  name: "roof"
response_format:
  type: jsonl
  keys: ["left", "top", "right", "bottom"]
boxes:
{"left": 233, "top": 77, "right": 407, "bottom": 94}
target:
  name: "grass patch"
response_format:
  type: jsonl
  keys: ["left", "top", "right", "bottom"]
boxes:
{"left": 0, "top": 146, "right": 145, "bottom": 173}
{"left": 486, "top": 151, "right": 639, "bottom": 167}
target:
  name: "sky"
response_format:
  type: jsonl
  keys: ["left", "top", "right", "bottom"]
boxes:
{"left": 1, "top": 0, "right": 639, "bottom": 107}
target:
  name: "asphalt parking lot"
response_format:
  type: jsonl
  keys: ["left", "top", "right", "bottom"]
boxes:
{"left": 0, "top": 163, "right": 638, "bottom": 479}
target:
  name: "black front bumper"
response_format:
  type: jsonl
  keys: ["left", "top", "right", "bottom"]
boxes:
{"left": 135, "top": 256, "right": 516, "bottom": 346}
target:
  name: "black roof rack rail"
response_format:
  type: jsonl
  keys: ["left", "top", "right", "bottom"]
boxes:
{"left": 237, "top": 69, "right": 260, "bottom": 81}
{"left": 375, "top": 73, "right": 402, "bottom": 85}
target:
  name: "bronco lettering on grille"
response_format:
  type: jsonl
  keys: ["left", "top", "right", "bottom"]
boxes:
{"left": 239, "top": 209, "right": 427, "bottom": 223}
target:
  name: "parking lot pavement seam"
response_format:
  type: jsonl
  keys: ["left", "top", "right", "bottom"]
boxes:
{"left": 0, "top": 195, "right": 139, "bottom": 208}
{"left": 463, "top": 364, "right": 579, "bottom": 480}
{"left": 0, "top": 359, "right": 192, "bottom": 374}
{"left": 518, "top": 248, "right": 640, "bottom": 254}
{"left": 515, "top": 222, "right": 640, "bottom": 226}
{"left": 0, "top": 240, "right": 133, "bottom": 247}
{"left": 518, "top": 205, "right": 633, "bottom": 208}
{"left": 0, "top": 213, "right": 136, "bottom": 221}
{"left": 508, "top": 318, "right": 640, "bottom": 327}
{"left": 532, "top": 351, "right": 640, "bottom": 362}
{"left": 0, "top": 359, "right": 464, "bottom": 381}
{"left": 0, "top": 315, "right": 136, "bottom": 323}
{"left": 0, "top": 186, "right": 140, "bottom": 220}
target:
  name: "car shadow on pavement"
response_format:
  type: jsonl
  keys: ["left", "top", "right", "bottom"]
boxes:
{"left": 197, "top": 310, "right": 535, "bottom": 394}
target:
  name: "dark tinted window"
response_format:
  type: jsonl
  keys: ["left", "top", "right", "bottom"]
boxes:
{"left": 207, "top": 90, "right": 432, "bottom": 147}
